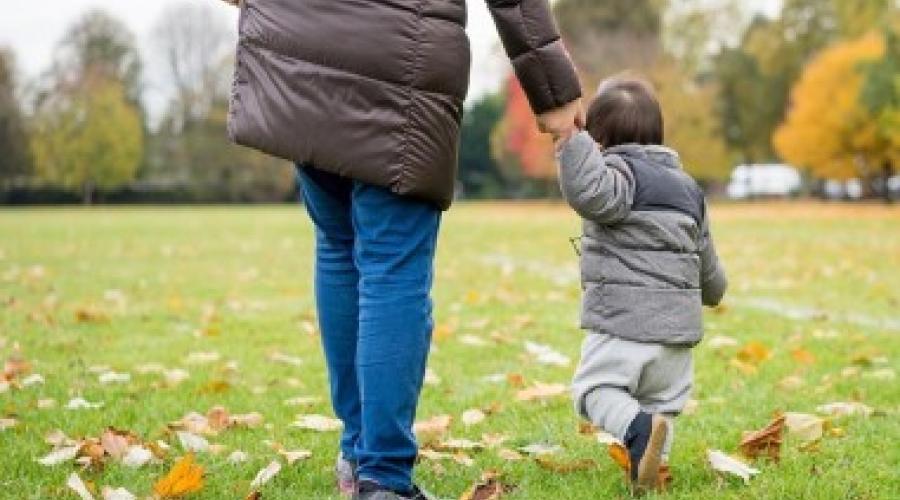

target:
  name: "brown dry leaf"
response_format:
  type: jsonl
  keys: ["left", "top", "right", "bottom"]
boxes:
{"left": 206, "top": 406, "right": 231, "bottom": 432}
{"left": 153, "top": 453, "right": 204, "bottom": 498}
{"left": 736, "top": 341, "right": 772, "bottom": 365}
{"left": 791, "top": 348, "right": 816, "bottom": 365}
{"left": 535, "top": 456, "right": 597, "bottom": 473}
{"left": 459, "top": 471, "right": 514, "bottom": 500}
{"left": 608, "top": 443, "right": 630, "bottom": 472}
{"left": 436, "top": 439, "right": 484, "bottom": 452}
{"left": 577, "top": 421, "right": 597, "bottom": 435}
{"left": 100, "top": 428, "right": 138, "bottom": 460}
{"left": 291, "top": 414, "right": 343, "bottom": 432}
{"left": 481, "top": 433, "right": 508, "bottom": 448}
{"left": 75, "top": 306, "right": 108, "bottom": 323}
{"left": 198, "top": 380, "right": 231, "bottom": 394}
{"left": 497, "top": 448, "right": 523, "bottom": 461}
{"left": 231, "top": 412, "right": 264, "bottom": 428}
{"left": 462, "top": 409, "right": 486, "bottom": 427}
{"left": 506, "top": 373, "right": 525, "bottom": 388}
{"left": 414, "top": 415, "right": 452, "bottom": 443}
{"left": 0, "top": 417, "right": 17, "bottom": 431}
{"left": 739, "top": 414, "right": 785, "bottom": 461}
{"left": 515, "top": 382, "right": 567, "bottom": 402}
{"left": 2, "top": 355, "right": 30, "bottom": 380}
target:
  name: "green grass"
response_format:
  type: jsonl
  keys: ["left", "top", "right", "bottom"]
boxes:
{"left": 1, "top": 203, "right": 898, "bottom": 499}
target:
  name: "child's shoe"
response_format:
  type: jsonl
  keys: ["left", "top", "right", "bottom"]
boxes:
{"left": 624, "top": 412, "right": 668, "bottom": 495}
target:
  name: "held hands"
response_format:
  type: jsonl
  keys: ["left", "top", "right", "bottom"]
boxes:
{"left": 536, "top": 98, "right": 585, "bottom": 148}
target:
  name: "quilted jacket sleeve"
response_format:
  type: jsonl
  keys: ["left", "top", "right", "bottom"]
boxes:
{"left": 486, "top": 0, "right": 582, "bottom": 113}
{"left": 699, "top": 205, "right": 728, "bottom": 306}
{"left": 557, "top": 132, "right": 635, "bottom": 224}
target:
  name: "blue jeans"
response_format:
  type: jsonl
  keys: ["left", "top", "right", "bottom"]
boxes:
{"left": 297, "top": 164, "right": 440, "bottom": 492}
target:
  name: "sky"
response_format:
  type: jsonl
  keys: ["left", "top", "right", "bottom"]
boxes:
{"left": 0, "top": 0, "right": 782, "bottom": 120}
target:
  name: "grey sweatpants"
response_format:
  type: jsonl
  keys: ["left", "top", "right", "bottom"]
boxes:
{"left": 572, "top": 333, "right": 693, "bottom": 459}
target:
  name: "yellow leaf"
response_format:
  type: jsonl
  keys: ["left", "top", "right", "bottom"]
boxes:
{"left": 791, "top": 348, "right": 816, "bottom": 365}
{"left": 608, "top": 443, "right": 630, "bottom": 472}
{"left": 154, "top": 453, "right": 204, "bottom": 498}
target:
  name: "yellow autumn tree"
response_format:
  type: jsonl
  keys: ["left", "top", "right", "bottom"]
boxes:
{"left": 774, "top": 33, "right": 890, "bottom": 180}
{"left": 31, "top": 75, "right": 143, "bottom": 203}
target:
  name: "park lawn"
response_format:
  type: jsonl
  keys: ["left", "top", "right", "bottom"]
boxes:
{"left": 1, "top": 202, "right": 898, "bottom": 499}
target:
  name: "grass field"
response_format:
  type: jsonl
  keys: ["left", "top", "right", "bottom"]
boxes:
{"left": 1, "top": 203, "right": 898, "bottom": 499}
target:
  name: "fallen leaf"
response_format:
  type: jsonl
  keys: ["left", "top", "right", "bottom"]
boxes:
{"left": 497, "top": 448, "right": 523, "bottom": 461}
{"left": 100, "top": 428, "right": 137, "bottom": 460}
{"left": 518, "top": 443, "right": 561, "bottom": 456}
{"left": 101, "top": 487, "right": 136, "bottom": 500}
{"left": 459, "top": 471, "right": 514, "bottom": 500}
{"left": 414, "top": 415, "right": 452, "bottom": 443}
{"left": 21, "top": 373, "right": 44, "bottom": 386}
{"left": 66, "top": 472, "right": 95, "bottom": 500}
{"left": 816, "top": 402, "right": 873, "bottom": 417}
{"left": 791, "top": 348, "right": 816, "bottom": 365}
{"left": 250, "top": 460, "right": 282, "bottom": 489}
{"left": 524, "top": 341, "right": 570, "bottom": 367}
{"left": 0, "top": 417, "right": 16, "bottom": 430}
{"left": 516, "top": 382, "right": 567, "bottom": 402}
{"left": 736, "top": 341, "right": 772, "bottom": 365}
{"left": 608, "top": 443, "right": 630, "bottom": 471}
{"left": 784, "top": 412, "right": 824, "bottom": 442}
{"left": 163, "top": 369, "right": 190, "bottom": 386}
{"left": 283, "top": 396, "right": 322, "bottom": 407}
{"left": 739, "top": 414, "right": 785, "bottom": 461}
{"left": 292, "top": 414, "right": 343, "bottom": 432}
{"left": 122, "top": 445, "right": 153, "bottom": 468}
{"left": 153, "top": 453, "right": 204, "bottom": 498}
{"left": 505, "top": 373, "right": 525, "bottom": 388}
{"left": 231, "top": 412, "right": 264, "bottom": 428}
{"left": 707, "top": 449, "right": 760, "bottom": 484}
{"left": 437, "top": 438, "right": 484, "bottom": 452}
{"left": 462, "top": 409, "right": 486, "bottom": 427}
{"left": 535, "top": 456, "right": 597, "bottom": 473}
{"left": 37, "top": 398, "right": 56, "bottom": 409}
{"left": 278, "top": 449, "right": 312, "bottom": 464}
{"left": 65, "top": 398, "right": 103, "bottom": 410}
{"left": 481, "top": 433, "right": 508, "bottom": 448}
{"left": 460, "top": 334, "right": 488, "bottom": 347}
{"left": 707, "top": 335, "right": 739, "bottom": 350}
{"left": 777, "top": 375, "right": 805, "bottom": 390}
{"left": 864, "top": 368, "right": 895, "bottom": 380}
{"left": 185, "top": 351, "right": 221, "bottom": 364}
{"left": 206, "top": 406, "right": 231, "bottom": 431}
{"left": 268, "top": 351, "right": 303, "bottom": 367}
{"left": 98, "top": 371, "right": 131, "bottom": 385}
{"left": 424, "top": 368, "right": 441, "bottom": 386}
{"left": 177, "top": 431, "right": 209, "bottom": 453}
{"left": 37, "top": 444, "right": 81, "bottom": 466}
{"left": 228, "top": 451, "right": 249, "bottom": 464}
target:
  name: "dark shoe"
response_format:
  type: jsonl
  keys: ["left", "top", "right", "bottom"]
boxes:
{"left": 336, "top": 453, "right": 357, "bottom": 497}
{"left": 353, "top": 480, "right": 436, "bottom": 500}
{"left": 624, "top": 412, "right": 668, "bottom": 495}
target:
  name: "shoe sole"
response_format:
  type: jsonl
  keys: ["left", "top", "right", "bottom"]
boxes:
{"left": 634, "top": 415, "right": 668, "bottom": 495}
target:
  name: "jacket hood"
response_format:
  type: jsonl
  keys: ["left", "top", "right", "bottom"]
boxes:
{"left": 605, "top": 143, "right": 682, "bottom": 170}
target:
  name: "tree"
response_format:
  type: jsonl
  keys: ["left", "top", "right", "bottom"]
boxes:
{"left": 555, "top": 0, "right": 663, "bottom": 83}
{"left": 774, "top": 33, "right": 891, "bottom": 184}
{"left": 0, "top": 48, "right": 32, "bottom": 185}
{"left": 652, "top": 62, "right": 732, "bottom": 182}
{"left": 49, "top": 9, "right": 143, "bottom": 111}
{"left": 152, "top": 2, "right": 234, "bottom": 129}
{"left": 458, "top": 93, "right": 506, "bottom": 199}
{"left": 147, "top": 2, "right": 294, "bottom": 202}
{"left": 491, "top": 76, "right": 556, "bottom": 182}
{"left": 860, "top": 27, "right": 900, "bottom": 200}
{"left": 31, "top": 76, "right": 144, "bottom": 203}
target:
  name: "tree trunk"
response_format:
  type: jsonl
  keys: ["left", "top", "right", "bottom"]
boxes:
{"left": 884, "top": 161, "right": 895, "bottom": 205}
{"left": 82, "top": 181, "right": 94, "bottom": 205}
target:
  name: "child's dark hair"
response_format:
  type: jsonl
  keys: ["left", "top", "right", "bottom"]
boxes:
{"left": 586, "top": 76, "right": 664, "bottom": 148}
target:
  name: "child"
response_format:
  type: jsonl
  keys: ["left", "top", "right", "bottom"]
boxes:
{"left": 557, "top": 76, "right": 728, "bottom": 495}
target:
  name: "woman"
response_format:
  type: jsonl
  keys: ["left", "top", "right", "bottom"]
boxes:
{"left": 224, "top": 1, "right": 583, "bottom": 498}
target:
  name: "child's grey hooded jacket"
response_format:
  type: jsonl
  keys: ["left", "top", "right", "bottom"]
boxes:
{"left": 558, "top": 132, "right": 727, "bottom": 346}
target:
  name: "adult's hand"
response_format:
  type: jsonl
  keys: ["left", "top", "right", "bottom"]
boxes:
{"left": 537, "top": 98, "right": 586, "bottom": 141}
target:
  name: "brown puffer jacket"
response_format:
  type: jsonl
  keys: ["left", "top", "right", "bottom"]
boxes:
{"left": 227, "top": 0, "right": 581, "bottom": 209}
